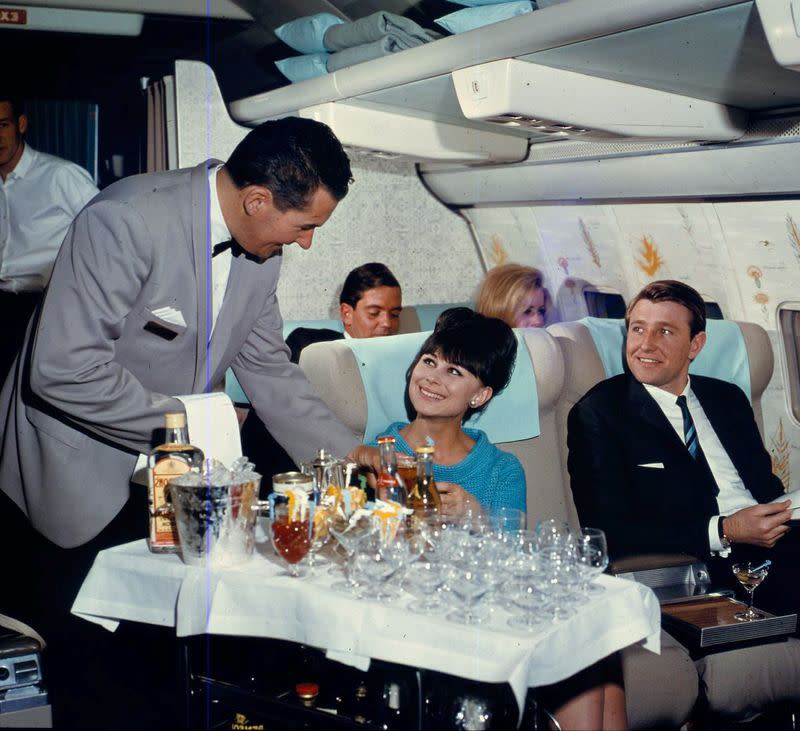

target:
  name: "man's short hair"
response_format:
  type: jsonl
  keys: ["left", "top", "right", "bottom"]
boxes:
{"left": 625, "top": 280, "right": 707, "bottom": 337}
{"left": 226, "top": 117, "right": 352, "bottom": 211}
{"left": 339, "top": 263, "right": 401, "bottom": 308}
{"left": 0, "top": 98, "right": 25, "bottom": 120}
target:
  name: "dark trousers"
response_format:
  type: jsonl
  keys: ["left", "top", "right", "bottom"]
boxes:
{"left": 0, "top": 489, "right": 183, "bottom": 729}
{"left": 0, "top": 290, "right": 41, "bottom": 386}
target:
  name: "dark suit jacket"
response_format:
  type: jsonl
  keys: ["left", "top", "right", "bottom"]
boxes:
{"left": 285, "top": 327, "right": 344, "bottom": 364}
{"left": 567, "top": 373, "right": 783, "bottom": 560}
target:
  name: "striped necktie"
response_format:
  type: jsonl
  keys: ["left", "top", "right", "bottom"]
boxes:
{"left": 676, "top": 395, "right": 719, "bottom": 497}
{"left": 676, "top": 395, "right": 700, "bottom": 459}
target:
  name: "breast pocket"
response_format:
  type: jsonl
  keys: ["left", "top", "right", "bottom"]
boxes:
{"left": 139, "top": 307, "right": 187, "bottom": 341}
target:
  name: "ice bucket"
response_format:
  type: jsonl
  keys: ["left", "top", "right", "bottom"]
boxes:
{"left": 169, "top": 477, "right": 264, "bottom": 567}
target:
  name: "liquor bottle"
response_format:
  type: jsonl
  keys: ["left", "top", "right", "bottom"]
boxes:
{"left": 375, "top": 436, "right": 407, "bottom": 505}
{"left": 147, "top": 412, "right": 204, "bottom": 553}
{"left": 407, "top": 446, "right": 441, "bottom": 516}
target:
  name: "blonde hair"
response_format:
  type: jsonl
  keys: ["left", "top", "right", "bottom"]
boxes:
{"left": 476, "top": 264, "right": 546, "bottom": 327}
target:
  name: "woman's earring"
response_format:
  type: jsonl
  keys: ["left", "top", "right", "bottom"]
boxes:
{"left": 469, "top": 398, "right": 478, "bottom": 407}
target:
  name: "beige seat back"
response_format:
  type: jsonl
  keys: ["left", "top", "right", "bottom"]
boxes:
{"left": 298, "top": 328, "right": 569, "bottom": 529}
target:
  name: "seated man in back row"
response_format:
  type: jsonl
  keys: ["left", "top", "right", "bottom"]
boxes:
{"left": 567, "top": 279, "right": 798, "bottom": 618}
{"left": 242, "top": 261, "right": 402, "bottom": 477}
{"left": 285, "top": 261, "right": 403, "bottom": 363}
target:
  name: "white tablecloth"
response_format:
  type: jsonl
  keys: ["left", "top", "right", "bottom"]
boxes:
{"left": 72, "top": 539, "right": 660, "bottom": 712}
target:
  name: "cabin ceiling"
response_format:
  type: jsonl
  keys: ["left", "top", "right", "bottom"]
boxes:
{"left": 5, "top": 0, "right": 453, "bottom": 103}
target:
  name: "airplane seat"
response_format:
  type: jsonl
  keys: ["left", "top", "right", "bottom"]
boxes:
{"left": 400, "top": 302, "right": 474, "bottom": 333}
{"left": 298, "top": 327, "right": 568, "bottom": 529}
{"left": 547, "top": 317, "right": 800, "bottom": 724}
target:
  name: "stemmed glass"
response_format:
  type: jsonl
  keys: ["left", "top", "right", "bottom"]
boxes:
{"left": 328, "top": 518, "right": 374, "bottom": 592}
{"left": 405, "top": 561, "right": 447, "bottom": 614}
{"left": 269, "top": 495, "right": 310, "bottom": 578}
{"left": 732, "top": 560, "right": 771, "bottom": 621}
{"left": 575, "top": 528, "right": 609, "bottom": 596}
{"left": 444, "top": 561, "right": 493, "bottom": 625}
{"left": 534, "top": 519, "right": 574, "bottom": 552}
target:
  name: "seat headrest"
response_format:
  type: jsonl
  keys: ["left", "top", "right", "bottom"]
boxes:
{"left": 411, "top": 302, "right": 474, "bottom": 331}
{"left": 578, "top": 317, "right": 752, "bottom": 400}
{"left": 344, "top": 330, "right": 540, "bottom": 443}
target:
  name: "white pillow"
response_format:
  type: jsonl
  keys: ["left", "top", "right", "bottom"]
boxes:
{"left": 274, "top": 13, "right": 344, "bottom": 54}
{"left": 435, "top": 1, "right": 534, "bottom": 33}
{"left": 274, "top": 54, "right": 330, "bottom": 83}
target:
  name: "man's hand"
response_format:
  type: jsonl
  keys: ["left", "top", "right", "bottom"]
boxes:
{"left": 723, "top": 501, "right": 792, "bottom": 548}
{"left": 347, "top": 445, "right": 380, "bottom": 474}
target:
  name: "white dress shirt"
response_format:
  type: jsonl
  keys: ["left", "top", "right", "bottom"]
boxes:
{"left": 643, "top": 379, "right": 757, "bottom": 554}
{"left": 206, "top": 164, "right": 232, "bottom": 338}
{"left": 0, "top": 145, "right": 98, "bottom": 292}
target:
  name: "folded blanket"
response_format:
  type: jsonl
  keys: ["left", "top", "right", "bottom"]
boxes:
{"left": 323, "top": 11, "right": 439, "bottom": 52}
{"left": 327, "top": 37, "right": 403, "bottom": 72}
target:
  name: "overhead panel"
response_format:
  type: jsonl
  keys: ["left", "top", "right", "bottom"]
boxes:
{"left": 451, "top": 59, "right": 748, "bottom": 142}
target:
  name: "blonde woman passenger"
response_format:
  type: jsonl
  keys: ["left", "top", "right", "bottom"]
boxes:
{"left": 476, "top": 263, "right": 549, "bottom": 328}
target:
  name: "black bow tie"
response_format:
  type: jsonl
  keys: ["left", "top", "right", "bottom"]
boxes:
{"left": 212, "top": 239, "right": 243, "bottom": 258}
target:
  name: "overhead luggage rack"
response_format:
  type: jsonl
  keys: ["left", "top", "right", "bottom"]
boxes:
{"left": 223, "top": 0, "right": 800, "bottom": 162}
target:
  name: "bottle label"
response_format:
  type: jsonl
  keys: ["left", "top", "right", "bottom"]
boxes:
{"left": 148, "top": 457, "right": 189, "bottom": 548}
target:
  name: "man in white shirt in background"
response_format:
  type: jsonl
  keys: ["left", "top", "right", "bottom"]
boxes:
{"left": 0, "top": 96, "right": 99, "bottom": 382}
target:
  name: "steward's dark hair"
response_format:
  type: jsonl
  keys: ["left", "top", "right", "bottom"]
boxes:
{"left": 340, "top": 262, "right": 401, "bottom": 307}
{"left": 625, "top": 280, "right": 706, "bottom": 337}
{"left": 405, "top": 307, "right": 518, "bottom": 423}
{"left": 225, "top": 117, "right": 352, "bottom": 211}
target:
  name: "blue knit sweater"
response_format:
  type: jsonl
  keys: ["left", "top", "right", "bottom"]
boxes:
{"left": 372, "top": 422, "right": 526, "bottom": 513}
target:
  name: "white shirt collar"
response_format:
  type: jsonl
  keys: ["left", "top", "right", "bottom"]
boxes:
{"left": 6, "top": 143, "right": 34, "bottom": 180}
{"left": 642, "top": 376, "right": 692, "bottom": 410}
{"left": 207, "top": 164, "right": 230, "bottom": 247}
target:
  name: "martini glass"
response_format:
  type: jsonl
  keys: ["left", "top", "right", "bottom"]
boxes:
{"left": 732, "top": 560, "right": 771, "bottom": 621}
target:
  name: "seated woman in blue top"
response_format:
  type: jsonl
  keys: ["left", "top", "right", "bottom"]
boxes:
{"left": 374, "top": 306, "right": 525, "bottom": 519}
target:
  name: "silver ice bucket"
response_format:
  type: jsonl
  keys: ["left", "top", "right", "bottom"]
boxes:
{"left": 169, "top": 477, "right": 264, "bottom": 567}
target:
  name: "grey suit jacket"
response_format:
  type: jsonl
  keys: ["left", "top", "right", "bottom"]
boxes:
{"left": 0, "top": 161, "right": 359, "bottom": 547}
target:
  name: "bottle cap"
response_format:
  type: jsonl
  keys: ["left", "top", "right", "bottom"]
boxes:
{"left": 295, "top": 682, "right": 319, "bottom": 700}
{"left": 377, "top": 436, "right": 396, "bottom": 445}
{"left": 164, "top": 412, "right": 186, "bottom": 429}
{"left": 415, "top": 446, "right": 434, "bottom": 455}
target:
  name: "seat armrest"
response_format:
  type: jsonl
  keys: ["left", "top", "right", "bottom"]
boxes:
{"left": 608, "top": 553, "right": 699, "bottom": 575}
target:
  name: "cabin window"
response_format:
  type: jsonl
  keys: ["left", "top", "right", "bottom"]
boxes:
{"left": 583, "top": 288, "right": 626, "bottom": 319}
{"left": 703, "top": 300, "right": 725, "bottom": 320}
{"left": 778, "top": 305, "right": 800, "bottom": 425}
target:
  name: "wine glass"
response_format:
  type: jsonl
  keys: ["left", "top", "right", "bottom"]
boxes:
{"left": 269, "top": 496, "right": 310, "bottom": 578}
{"left": 534, "top": 519, "right": 574, "bottom": 552}
{"left": 444, "top": 561, "right": 493, "bottom": 625}
{"left": 732, "top": 560, "right": 771, "bottom": 621}
{"left": 575, "top": 527, "right": 609, "bottom": 596}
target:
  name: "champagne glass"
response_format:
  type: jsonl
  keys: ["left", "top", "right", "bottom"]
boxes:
{"left": 269, "top": 496, "right": 310, "bottom": 578}
{"left": 405, "top": 561, "right": 447, "bottom": 614}
{"left": 732, "top": 560, "right": 771, "bottom": 621}
{"left": 575, "top": 527, "right": 609, "bottom": 596}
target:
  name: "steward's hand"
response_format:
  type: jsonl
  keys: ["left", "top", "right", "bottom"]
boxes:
{"left": 347, "top": 445, "right": 380, "bottom": 475}
{"left": 723, "top": 501, "right": 792, "bottom": 548}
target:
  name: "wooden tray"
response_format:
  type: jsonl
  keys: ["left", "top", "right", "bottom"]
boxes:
{"left": 661, "top": 596, "right": 797, "bottom": 648}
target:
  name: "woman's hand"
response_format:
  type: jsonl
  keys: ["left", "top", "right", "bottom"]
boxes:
{"left": 437, "top": 482, "right": 482, "bottom": 519}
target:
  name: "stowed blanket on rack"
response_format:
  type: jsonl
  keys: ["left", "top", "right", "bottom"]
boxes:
{"left": 274, "top": 11, "right": 440, "bottom": 82}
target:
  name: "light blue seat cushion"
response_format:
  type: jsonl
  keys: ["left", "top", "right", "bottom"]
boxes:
{"left": 274, "top": 53, "right": 330, "bottom": 83}
{"left": 412, "top": 302, "right": 474, "bottom": 332}
{"left": 347, "top": 330, "right": 540, "bottom": 443}
{"left": 274, "top": 12, "right": 344, "bottom": 53}
{"left": 580, "top": 317, "right": 752, "bottom": 401}
{"left": 435, "top": 1, "right": 534, "bottom": 34}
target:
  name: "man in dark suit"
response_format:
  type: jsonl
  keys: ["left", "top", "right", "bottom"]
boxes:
{"left": 285, "top": 261, "right": 403, "bottom": 363}
{"left": 242, "top": 262, "right": 402, "bottom": 477}
{"left": 567, "top": 280, "right": 796, "bottom": 616}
